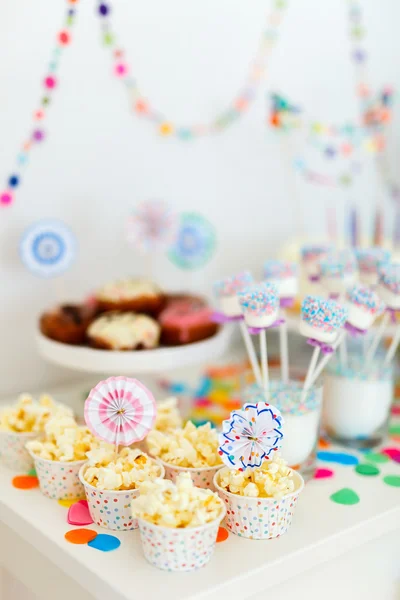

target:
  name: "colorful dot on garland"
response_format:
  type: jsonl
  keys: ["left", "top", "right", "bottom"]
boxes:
{"left": 98, "top": 3, "right": 110, "bottom": 16}
{"left": 44, "top": 76, "right": 57, "bottom": 89}
{"left": 42, "top": 96, "right": 51, "bottom": 106}
{"left": 114, "top": 63, "right": 128, "bottom": 77}
{"left": 17, "top": 154, "right": 28, "bottom": 166}
{"left": 103, "top": 32, "right": 114, "bottom": 45}
{"left": 0, "top": 191, "right": 13, "bottom": 206}
{"left": 8, "top": 175, "right": 20, "bottom": 188}
{"left": 135, "top": 99, "right": 148, "bottom": 113}
{"left": 58, "top": 30, "right": 70, "bottom": 45}
{"left": 34, "top": 109, "right": 45, "bottom": 120}
{"left": 32, "top": 129, "right": 45, "bottom": 142}
{"left": 159, "top": 123, "right": 173, "bottom": 136}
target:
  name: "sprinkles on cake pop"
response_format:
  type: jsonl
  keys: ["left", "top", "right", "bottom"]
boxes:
{"left": 244, "top": 381, "right": 321, "bottom": 415}
{"left": 263, "top": 260, "right": 297, "bottom": 280}
{"left": 320, "top": 249, "right": 357, "bottom": 278}
{"left": 301, "top": 296, "right": 348, "bottom": 333}
{"left": 238, "top": 282, "right": 279, "bottom": 317}
{"left": 213, "top": 271, "right": 253, "bottom": 298}
{"left": 346, "top": 284, "right": 385, "bottom": 315}
{"left": 355, "top": 247, "right": 390, "bottom": 274}
{"left": 301, "top": 244, "right": 331, "bottom": 261}
{"left": 379, "top": 263, "right": 400, "bottom": 294}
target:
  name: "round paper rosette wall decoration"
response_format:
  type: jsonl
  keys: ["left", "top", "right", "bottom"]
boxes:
{"left": 168, "top": 212, "right": 216, "bottom": 270}
{"left": 126, "top": 199, "right": 178, "bottom": 254}
{"left": 218, "top": 402, "right": 283, "bottom": 470}
{"left": 20, "top": 219, "right": 77, "bottom": 278}
{"left": 84, "top": 376, "right": 157, "bottom": 446}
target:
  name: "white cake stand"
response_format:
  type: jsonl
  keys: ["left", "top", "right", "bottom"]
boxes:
{"left": 36, "top": 325, "right": 233, "bottom": 375}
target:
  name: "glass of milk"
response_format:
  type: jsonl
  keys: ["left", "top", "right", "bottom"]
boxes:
{"left": 323, "top": 354, "right": 394, "bottom": 448}
{"left": 243, "top": 379, "right": 322, "bottom": 480}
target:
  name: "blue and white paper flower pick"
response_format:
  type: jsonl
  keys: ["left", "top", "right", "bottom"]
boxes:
{"left": 168, "top": 212, "right": 216, "bottom": 270}
{"left": 20, "top": 219, "right": 77, "bottom": 278}
{"left": 218, "top": 402, "right": 283, "bottom": 471}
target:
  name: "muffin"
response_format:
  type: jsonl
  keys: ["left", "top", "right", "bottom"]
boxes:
{"left": 159, "top": 297, "right": 218, "bottom": 345}
{"left": 40, "top": 303, "right": 98, "bottom": 345}
{"left": 95, "top": 279, "right": 165, "bottom": 315}
{"left": 87, "top": 312, "right": 160, "bottom": 350}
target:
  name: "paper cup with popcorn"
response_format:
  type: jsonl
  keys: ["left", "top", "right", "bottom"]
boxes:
{"left": 214, "top": 401, "right": 304, "bottom": 540}
{"left": 146, "top": 421, "right": 223, "bottom": 490}
{"left": 0, "top": 430, "right": 38, "bottom": 472}
{"left": 78, "top": 447, "right": 165, "bottom": 531}
{"left": 28, "top": 452, "right": 86, "bottom": 500}
{"left": 132, "top": 473, "right": 226, "bottom": 571}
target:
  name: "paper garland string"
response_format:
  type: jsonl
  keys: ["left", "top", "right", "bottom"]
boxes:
{"left": 168, "top": 212, "right": 216, "bottom": 270}
{"left": 126, "top": 199, "right": 178, "bottom": 254}
{"left": 20, "top": 219, "right": 77, "bottom": 278}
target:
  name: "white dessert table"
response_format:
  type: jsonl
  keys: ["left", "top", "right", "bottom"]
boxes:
{"left": 1, "top": 383, "right": 400, "bottom": 600}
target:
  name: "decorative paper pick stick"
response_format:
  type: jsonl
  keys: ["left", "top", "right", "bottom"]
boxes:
{"left": 384, "top": 325, "right": 400, "bottom": 365}
{"left": 260, "top": 330, "right": 269, "bottom": 398}
{"left": 239, "top": 321, "right": 263, "bottom": 387}
{"left": 365, "top": 311, "right": 390, "bottom": 366}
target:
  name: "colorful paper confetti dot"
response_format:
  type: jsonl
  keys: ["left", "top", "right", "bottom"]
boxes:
{"left": 314, "top": 468, "right": 334, "bottom": 479}
{"left": 363, "top": 452, "right": 389, "bottom": 464}
{"left": 355, "top": 464, "right": 380, "bottom": 476}
{"left": 27, "top": 468, "right": 37, "bottom": 476}
{"left": 87, "top": 534, "right": 121, "bottom": 552}
{"left": 216, "top": 527, "right": 229, "bottom": 542}
{"left": 12, "top": 475, "right": 39, "bottom": 489}
{"left": 65, "top": 529, "right": 98, "bottom": 544}
{"left": 389, "top": 424, "right": 400, "bottom": 436}
{"left": 58, "top": 30, "right": 70, "bottom": 45}
{"left": 381, "top": 447, "right": 400, "bottom": 463}
{"left": 330, "top": 488, "right": 360, "bottom": 505}
{"left": 0, "top": 192, "right": 13, "bottom": 206}
{"left": 383, "top": 475, "right": 400, "bottom": 488}
{"left": 58, "top": 497, "right": 85, "bottom": 508}
{"left": 317, "top": 451, "right": 359, "bottom": 466}
{"left": 67, "top": 500, "right": 93, "bottom": 526}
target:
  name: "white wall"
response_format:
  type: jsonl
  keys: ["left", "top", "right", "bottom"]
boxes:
{"left": 0, "top": 0, "right": 399, "bottom": 395}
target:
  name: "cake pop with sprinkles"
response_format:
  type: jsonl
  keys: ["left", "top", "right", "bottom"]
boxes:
{"left": 263, "top": 260, "right": 298, "bottom": 299}
{"left": 320, "top": 249, "right": 357, "bottom": 296}
{"left": 377, "top": 264, "right": 400, "bottom": 309}
{"left": 355, "top": 247, "right": 390, "bottom": 286}
{"left": 213, "top": 271, "right": 253, "bottom": 317}
{"left": 346, "top": 284, "right": 385, "bottom": 330}
{"left": 300, "top": 295, "right": 347, "bottom": 343}
{"left": 238, "top": 282, "right": 279, "bottom": 328}
{"left": 300, "top": 244, "right": 332, "bottom": 278}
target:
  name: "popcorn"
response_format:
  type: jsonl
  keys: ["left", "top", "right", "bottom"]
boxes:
{"left": 83, "top": 444, "right": 162, "bottom": 491}
{"left": 146, "top": 421, "right": 222, "bottom": 468}
{"left": 153, "top": 397, "right": 183, "bottom": 433}
{"left": 26, "top": 415, "right": 94, "bottom": 462}
{"left": 218, "top": 453, "right": 295, "bottom": 500}
{"left": 0, "top": 393, "right": 73, "bottom": 433}
{"left": 131, "top": 472, "right": 223, "bottom": 528}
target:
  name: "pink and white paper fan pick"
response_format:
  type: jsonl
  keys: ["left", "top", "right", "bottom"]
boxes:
{"left": 84, "top": 376, "right": 156, "bottom": 448}
{"left": 126, "top": 199, "right": 178, "bottom": 254}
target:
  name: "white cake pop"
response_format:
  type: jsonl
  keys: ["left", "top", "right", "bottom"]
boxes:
{"left": 213, "top": 271, "right": 253, "bottom": 317}
{"left": 238, "top": 282, "right": 279, "bottom": 328}
{"left": 320, "top": 249, "right": 357, "bottom": 296}
{"left": 346, "top": 284, "right": 385, "bottom": 330}
{"left": 300, "top": 295, "right": 348, "bottom": 343}
{"left": 355, "top": 247, "right": 390, "bottom": 286}
{"left": 263, "top": 260, "right": 298, "bottom": 299}
{"left": 377, "top": 264, "right": 400, "bottom": 309}
{"left": 301, "top": 244, "right": 331, "bottom": 278}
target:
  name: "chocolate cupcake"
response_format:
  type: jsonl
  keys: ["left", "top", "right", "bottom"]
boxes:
{"left": 95, "top": 279, "right": 165, "bottom": 315}
{"left": 40, "top": 304, "right": 97, "bottom": 345}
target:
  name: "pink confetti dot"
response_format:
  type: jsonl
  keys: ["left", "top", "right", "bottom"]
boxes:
{"left": 314, "top": 468, "right": 334, "bottom": 479}
{"left": 44, "top": 76, "right": 57, "bottom": 89}
{"left": 114, "top": 63, "right": 128, "bottom": 77}
{"left": 0, "top": 191, "right": 13, "bottom": 206}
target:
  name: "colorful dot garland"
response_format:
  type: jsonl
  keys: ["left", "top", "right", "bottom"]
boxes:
{"left": 1, "top": 0, "right": 78, "bottom": 207}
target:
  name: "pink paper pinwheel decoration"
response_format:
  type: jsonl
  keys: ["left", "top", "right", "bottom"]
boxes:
{"left": 126, "top": 199, "right": 178, "bottom": 254}
{"left": 218, "top": 402, "right": 283, "bottom": 471}
{"left": 84, "top": 376, "right": 156, "bottom": 447}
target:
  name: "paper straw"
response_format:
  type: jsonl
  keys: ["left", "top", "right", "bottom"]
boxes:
{"left": 300, "top": 346, "right": 320, "bottom": 404}
{"left": 279, "top": 314, "right": 289, "bottom": 383}
{"left": 239, "top": 321, "right": 263, "bottom": 388}
{"left": 260, "top": 330, "right": 269, "bottom": 400}
{"left": 384, "top": 325, "right": 400, "bottom": 365}
{"left": 365, "top": 312, "right": 390, "bottom": 367}
{"left": 307, "top": 330, "right": 346, "bottom": 389}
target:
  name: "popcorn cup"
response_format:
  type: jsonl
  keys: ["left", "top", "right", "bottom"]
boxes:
{"left": 78, "top": 462, "right": 165, "bottom": 531}
{"left": 159, "top": 459, "right": 223, "bottom": 491}
{"left": 137, "top": 501, "right": 226, "bottom": 572}
{"left": 213, "top": 467, "right": 304, "bottom": 540}
{"left": 0, "top": 430, "right": 38, "bottom": 472}
{"left": 28, "top": 451, "right": 86, "bottom": 500}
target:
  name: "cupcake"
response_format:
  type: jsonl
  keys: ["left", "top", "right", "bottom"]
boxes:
{"left": 40, "top": 303, "right": 98, "bottom": 345}
{"left": 0, "top": 394, "right": 73, "bottom": 472}
{"left": 159, "top": 297, "right": 218, "bottom": 345}
{"left": 79, "top": 444, "right": 164, "bottom": 530}
{"left": 146, "top": 421, "right": 223, "bottom": 489}
{"left": 87, "top": 312, "right": 160, "bottom": 350}
{"left": 26, "top": 415, "right": 94, "bottom": 500}
{"left": 131, "top": 472, "right": 225, "bottom": 571}
{"left": 95, "top": 279, "right": 165, "bottom": 315}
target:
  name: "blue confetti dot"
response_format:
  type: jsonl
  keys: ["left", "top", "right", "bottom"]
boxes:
{"left": 317, "top": 451, "right": 359, "bottom": 466}
{"left": 87, "top": 534, "right": 120, "bottom": 552}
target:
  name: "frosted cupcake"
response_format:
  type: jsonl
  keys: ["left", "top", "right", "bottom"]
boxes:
{"left": 95, "top": 279, "right": 165, "bottom": 315}
{"left": 146, "top": 421, "right": 223, "bottom": 489}
{"left": 87, "top": 312, "right": 160, "bottom": 350}
{"left": 131, "top": 473, "right": 225, "bottom": 571}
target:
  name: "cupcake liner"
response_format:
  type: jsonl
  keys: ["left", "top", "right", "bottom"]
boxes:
{"left": 137, "top": 503, "right": 225, "bottom": 572}
{"left": 213, "top": 467, "right": 304, "bottom": 540}
{"left": 29, "top": 452, "right": 86, "bottom": 500}
{"left": 160, "top": 460, "right": 222, "bottom": 491}
{"left": 79, "top": 462, "right": 165, "bottom": 531}
{"left": 0, "top": 430, "right": 38, "bottom": 472}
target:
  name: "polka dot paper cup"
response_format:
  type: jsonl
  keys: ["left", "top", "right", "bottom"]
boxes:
{"left": 137, "top": 501, "right": 226, "bottom": 572}
{"left": 0, "top": 430, "right": 39, "bottom": 472}
{"left": 213, "top": 467, "right": 304, "bottom": 540}
{"left": 79, "top": 462, "right": 165, "bottom": 531}
{"left": 28, "top": 451, "right": 86, "bottom": 500}
{"left": 159, "top": 460, "right": 223, "bottom": 491}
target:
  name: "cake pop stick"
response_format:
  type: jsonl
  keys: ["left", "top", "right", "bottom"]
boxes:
{"left": 384, "top": 325, "right": 400, "bottom": 365}
{"left": 263, "top": 260, "right": 298, "bottom": 383}
{"left": 238, "top": 282, "right": 280, "bottom": 401}
{"left": 214, "top": 272, "right": 262, "bottom": 387}
{"left": 307, "top": 329, "right": 347, "bottom": 388}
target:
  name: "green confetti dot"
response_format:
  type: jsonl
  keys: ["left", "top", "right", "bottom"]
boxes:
{"left": 27, "top": 468, "right": 37, "bottom": 477}
{"left": 355, "top": 464, "right": 380, "bottom": 476}
{"left": 389, "top": 424, "right": 400, "bottom": 436}
{"left": 330, "top": 488, "right": 360, "bottom": 505}
{"left": 383, "top": 475, "right": 400, "bottom": 487}
{"left": 364, "top": 452, "right": 389, "bottom": 464}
